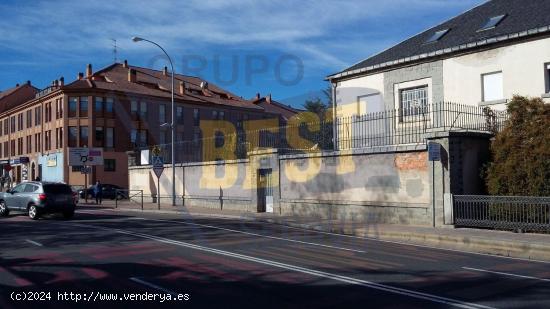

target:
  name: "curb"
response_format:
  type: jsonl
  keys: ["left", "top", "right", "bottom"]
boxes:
{"left": 260, "top": 218, "right": 550, "bottom": 262}
{"left": 104, "top": 207, "right": 550, "bottom": 262}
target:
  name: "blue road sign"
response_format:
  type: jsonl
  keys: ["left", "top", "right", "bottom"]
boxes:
{"left": 428, "top": 142, "right": 441, "bottom": 162}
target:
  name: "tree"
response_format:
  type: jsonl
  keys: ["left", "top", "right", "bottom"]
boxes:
{"left": 322, "top": 84, "right": 333, "bottom": 107}
{"left": 484, "top": 96, "right": 550, "bottom": 196}
{"left": 301, "top": 96, "right": 333, "bottom": 150}
{"left": 303, "top": 97, "right": 327, "bottom": 118}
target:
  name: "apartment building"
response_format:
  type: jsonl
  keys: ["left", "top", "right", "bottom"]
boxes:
{"left": 0, "top": 61, "right": 285, "bottom": 188}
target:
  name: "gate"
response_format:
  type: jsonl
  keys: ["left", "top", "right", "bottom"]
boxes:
{"left": 257, "top": 169, "right": 273, "bottom": 213}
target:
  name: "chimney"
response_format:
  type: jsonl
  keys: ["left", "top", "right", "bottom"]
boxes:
{"left": 128, "top": 68, "right": 137, "bottom": 83}
{"left": 266, "top": 94, "right": 272, "bottom": 103}
{"left": 179, "top": 81, "right": 186, "bottom": 95}
{"left": 255, "top": 93, "right": 260, "bottom": 100}
{"left": 16, "top": 83, "right": 20, "bottom": 87}
{"left": 77, "top": 72, "right": 84, "bottom": 80}
{"left": 123, "top": 59, "right": 128, "bottom": 68}
{"left": 86, "top": 63, "right": 93, "bottom": 78}
{"left": 163, "top": 66, "right": 168, "bottom": 76}
{"left": 54, "top": 80, "right": 59, "bottom": 87}
{"left": 200, "top": 81, "right": 208, "bottom": 89}
{"left": 27, "top": 80, "right": 31, "bottom": 86}
{"left": 59, "top": 77, "right": 64, "bottom": 86}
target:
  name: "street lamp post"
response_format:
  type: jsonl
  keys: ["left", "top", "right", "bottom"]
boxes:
{"left": 132, "top": 36, "right": 176, "bottom": 206}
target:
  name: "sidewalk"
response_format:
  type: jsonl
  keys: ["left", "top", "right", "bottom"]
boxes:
{"left": 79, "top": 201, "right": 550, "bottom": 262}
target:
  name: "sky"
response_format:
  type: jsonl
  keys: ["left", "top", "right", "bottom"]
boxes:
{"left": 0, "top": 0, "right": 484, "bottom": 108}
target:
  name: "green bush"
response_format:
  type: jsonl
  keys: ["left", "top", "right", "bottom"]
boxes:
{"left": 485, "top": 96, "right": 550, "bottom": 196}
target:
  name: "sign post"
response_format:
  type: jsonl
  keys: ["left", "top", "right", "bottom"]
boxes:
{"left": 428, "top": 142, "right": 441, "bottom": 228}
{"left": 69, "top": 148, "right": 104, "bottom": 205}
{"left": 81, "top": 166, "right": 91, "bottom": 203}
{"left": 152, "top": 151, "right": 164, "bottom": 210}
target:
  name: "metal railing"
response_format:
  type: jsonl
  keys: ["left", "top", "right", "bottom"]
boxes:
{"left": 131, "top": 102, "right": 508, "bottom": 165}
{"left": 454, "top": 195, "right": 550, "bottom": 232}
{"left": 335, "top": 102, "right": 506, "bottom": 149}
{"left": 115, "top": 189, "right": 144, "bottom": 210}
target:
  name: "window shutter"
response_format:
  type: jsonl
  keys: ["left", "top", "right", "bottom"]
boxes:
{"left": 482, "top": 72, "right": 503, "bottom": 102}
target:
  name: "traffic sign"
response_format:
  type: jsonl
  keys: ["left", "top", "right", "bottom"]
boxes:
{"left": 152, "top": 156, "right": 164, "bottom": 178}
{"left": 428, "top": 142, "right": 441, "bottom": 162}
{"left": 69, "top": 148, "right": 104, "bottom": 166}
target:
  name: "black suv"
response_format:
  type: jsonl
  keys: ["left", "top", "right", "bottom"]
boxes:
{"left": 79, "top": 184, "right": 127, "bottom": 200}
{"left": 0, "top": 182, "right": 76, "bottom": 220}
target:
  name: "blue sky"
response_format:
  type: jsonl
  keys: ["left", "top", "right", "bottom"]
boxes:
{"left": 0, "top": 0, "right": 483, "bottom": 108}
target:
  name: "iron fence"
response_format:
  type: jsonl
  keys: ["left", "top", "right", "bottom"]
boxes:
{"left": 335, "top": 102, "right": 507, "bottom": 149}
{"left": 132, "top": 102, "right": 508, "bottom": 165}
{"left": 115, "top": 189, "right": 144, "bottom": 210}
{"left": 454, "top": 195, "right": 550, "bottom": 232}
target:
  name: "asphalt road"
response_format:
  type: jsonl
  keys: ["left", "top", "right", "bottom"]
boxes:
{"left": 1, "top": 208, "right": 549, "bottom": 309}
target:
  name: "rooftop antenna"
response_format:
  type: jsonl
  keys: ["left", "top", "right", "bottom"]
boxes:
{"left": 111, "top": 39, "right": 118, "bottom": 63}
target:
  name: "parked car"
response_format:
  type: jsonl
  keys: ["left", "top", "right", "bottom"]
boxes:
{"left": 78, "top": 184, "right": 127, "bottom": 200}
{"left": 0, "top": 182, "right": 76, "bottom": 220}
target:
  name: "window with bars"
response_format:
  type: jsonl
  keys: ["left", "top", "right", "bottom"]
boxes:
{"left": 399, "top": 86, "right": 429, "bottom": 119}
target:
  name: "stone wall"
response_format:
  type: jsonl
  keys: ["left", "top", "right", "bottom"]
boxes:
{"left": 128, "top": 146, "right": 433, "bottom": 225}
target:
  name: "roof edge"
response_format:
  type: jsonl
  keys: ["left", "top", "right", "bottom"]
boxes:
{"left": 327, "top": 24, "right": 550, "bottom": 81}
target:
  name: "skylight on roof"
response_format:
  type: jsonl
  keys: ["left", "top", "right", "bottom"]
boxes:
{"left": 425, "top": 29, "right": 450, "bottom": 43}
{"left": 478, "top": 14, "right": 507, "bottom": 32}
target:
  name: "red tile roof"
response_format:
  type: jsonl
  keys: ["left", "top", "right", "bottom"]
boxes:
{"left": 0, "top": 83, "right": 39, "bottom": 114}
{"left": 64, "top": 63, "right": 263, "bottom": 110}
{"left": 253, "top": 96, "right": 302, "bottom": 121}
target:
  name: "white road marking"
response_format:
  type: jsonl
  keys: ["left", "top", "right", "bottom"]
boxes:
{"left": 25, "top": 239, "right": 43, "bottom": 247}
{"left": 129, "top": 277, "right": 179, "bottom": 296}
{"left": 260, "top": 222, "right": 550, "bottom": 265}
{"left": 80, "top": 209, "right": 550, "bottom": 265}
{"left": 132, "top": 217, "right": 366, "bottom": 253}
{"left": 71, "top": 223, "right": 492, "bottom": 309}
{"left": 462, "top": 267, "right": 550, "bottom": 282}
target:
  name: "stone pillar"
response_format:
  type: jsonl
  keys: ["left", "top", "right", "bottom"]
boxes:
{"left": 426, "top": 131, "right": 493, "bottom": 227}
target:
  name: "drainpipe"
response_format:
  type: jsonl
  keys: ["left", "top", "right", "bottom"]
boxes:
{"left": 331, "top": 81, "right": 338, "bottom": 151}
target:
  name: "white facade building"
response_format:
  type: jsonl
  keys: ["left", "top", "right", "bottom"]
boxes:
{"left": 329, "top": 0, "right": 550, "bottom": 119}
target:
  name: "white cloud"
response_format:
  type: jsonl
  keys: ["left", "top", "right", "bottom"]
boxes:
{"left": 0, "top": 0, "right": 482, "bottom": 71}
